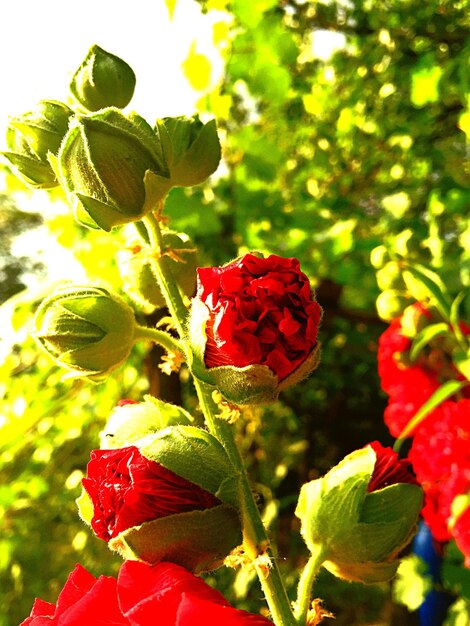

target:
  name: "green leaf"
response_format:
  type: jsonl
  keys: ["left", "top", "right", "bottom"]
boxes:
{"left": 402, "top": 263, "right": 452, "bottom": 320}
{"left": 409, "top": 322, "right": 451, "bottom": 362}
{"left": 450, "top": 291, "right": 468, "bottom": 345}
{"left": 453, "top": 350, "right": 470, "bottom": 382}
{"left": 444, "top": 599, "right": 470, "bottom": 626}
{"left": 393, "top": 554, "right": 432, "bottom": 611}
{"left": 396, "top": 379, "right": 466, "bottom": 443}
{"left": 164, "top": 0, "right": 177, "bottom": 19}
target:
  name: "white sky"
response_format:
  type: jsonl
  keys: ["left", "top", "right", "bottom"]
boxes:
{"left": 0, "top": 0, "right": 223, "bottom": 133}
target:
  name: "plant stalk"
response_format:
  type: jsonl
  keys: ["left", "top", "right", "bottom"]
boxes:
{"left": 194, "top": 379, "right": 297, "bottom": 626}
{"left": 294, "top": 545, "right": 326, "bottom": 625}
{"left": 136, "top": 212, "right": 297, "bottom": 625}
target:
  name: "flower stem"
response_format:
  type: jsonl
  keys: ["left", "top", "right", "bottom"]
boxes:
{"left": 194, "top": 378, "right": 297, "bottom": 626}
{"left": 134, "top": 325, "right": 184, "bottom": 355}
{"left": 140, "top": 212, "right": 188, "bottom": 337}
{"left": 137, "top": 211, "right": 297, "bottom": 626}
{"left": 294, "top": 545, "right": 326, "bottom": 625}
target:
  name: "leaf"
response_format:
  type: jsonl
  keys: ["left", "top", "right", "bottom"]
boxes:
{"left": 411, "top": 56, "right": 443, "bottom": 107}
{"left": 409, "top": 322, "right": 451, "bottom": 362}
{"left": 164, "top": 0, "right": 177, "bottom": 19}
{"left": 182, "top": 42, "right": 211, "bottom": 92}
{"left": 402, "top": 262, "right": 452, "bottom": 320}
{"left": 450, "top": 291, "right": 467, "bottom": 345}
{"left": 453, "top": 350, "right": 470, "bottom": 381}
{"left": 396, "top": 380, "right": 466, "bottom": 444}
{"left": 393, "top": 555, "right": 432, "bottom": 611}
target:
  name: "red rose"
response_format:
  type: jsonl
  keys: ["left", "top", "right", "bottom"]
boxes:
{"left": 366, "top": 440, "right": 418, "bottom": 492}
{"left": 196, "top": 253, "right": 321, "bottom": 381}
{"left": 20, "top": 561, "right": 273, "bottom": 626}
{"left": 82, "top": 446, "right": 220, "bottom": 541}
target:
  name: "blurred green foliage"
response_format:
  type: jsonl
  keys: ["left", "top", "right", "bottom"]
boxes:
{"left": 1, "top": 0, "right": 468, "bottom": 624}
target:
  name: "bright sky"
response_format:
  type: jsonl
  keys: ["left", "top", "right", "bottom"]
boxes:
{"left": 0, "top": 0, "right": 222, "bottom": 133}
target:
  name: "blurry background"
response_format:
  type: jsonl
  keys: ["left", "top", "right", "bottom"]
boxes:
{"left": 0, "top": 0, "right": 468, "bottom": 624}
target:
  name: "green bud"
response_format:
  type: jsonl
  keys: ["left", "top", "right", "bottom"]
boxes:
{"left": 53, "top": 108, "right": 169, "bottom": 231}
{"left": 148, "top": 115, "right": 221, "bottom": 200}
{"left": 295, "top": 446, "right": 423, "bottom": 584}
{"left": 70, "top": 44, "right": 136, "bottom": 112}
{"left": 2, "top": 100, "right": 73, "bottom": 188}
{"left": 116, "top": 230, "right": 198, "bottom": 311}
{"left": 100, "top": 395, "right": 193, "bottom": 448}
{"left": 33, "top": 285, "right": 137, "bottom": 381}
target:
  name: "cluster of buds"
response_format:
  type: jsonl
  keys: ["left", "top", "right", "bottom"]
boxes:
{"left": 2, "top": 45, "right": 221, "bottom": 232}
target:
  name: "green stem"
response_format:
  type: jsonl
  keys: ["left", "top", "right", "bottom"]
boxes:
{"left": 294, "top": 545, "right": 326, "bottom": 625}
{"left": 141, "top": 213, "right": 188, "bottom": 337}
{"left": 134, "top": 325, "right": 184, "bottom": 355}
{"left": 137, "top": 211, "right": 296, "bottom": 625}
{"left": 194, "top": 379, "right": 297, "bottom": 626}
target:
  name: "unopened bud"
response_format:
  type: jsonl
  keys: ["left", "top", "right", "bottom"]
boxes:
{"left": 2, "top": 100, "right": 73, "bottom": 188}
{"left": 33, "top": 285, "right": 137, "bottom": 381}
{"left": 54, "top": 108, "right": 169, "bottom": 231}
{"left": 70, "top": 45, "right": 136, "bottom": 112}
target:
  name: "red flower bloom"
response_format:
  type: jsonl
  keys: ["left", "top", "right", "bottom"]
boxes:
{"left": 366, "top": 440, "right": 418, "bottom": 492}
{"left": 20, "top": 561, "right": 273, "bottom": 626}
{"left": 409, "top": 400, "right": 470, "bottom": 541}
{"left": 196, "top": 253, "right": 322, "bottom": 381}
{"left": 82, "top": 446, "right": 220, "bottom": 541}
{"left": 377, "top": 303, "right": 469, "bottom": 437}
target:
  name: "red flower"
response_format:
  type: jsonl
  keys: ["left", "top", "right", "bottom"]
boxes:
{"left": 377, "top": 303, "right": 469, "bottom": 437}
{"left": 196, "top": 253, "right": 322, "bottom": 381}
{"left": 21, "top": 561, "right": 273, "bottom": 626}
{"left": 82, "top": 446, "right": 220, "bottom": 541}
{"left": 366, "top": 440, "right": 418, "bottom": 492}
{"left": 409, "top": 400, "right": 470, "bottom": 541}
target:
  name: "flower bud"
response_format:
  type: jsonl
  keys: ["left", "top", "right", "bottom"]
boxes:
{"left": 78, "top": 425, "right": 242, "bottom": 572}
{"left": 53, "top": 108, "right": 169, "bottom": 231}
{"left": 100, "top": 395, "right": 193, "bottom": 449}
{"left": 149, "top": 115, "right": 221, "bottom": 199}
{"left": 2, "top": 100, "right": 73, "bottom": 188}
{"left": 295, "top": 442, "right": 423, "bottom": 583}
{"left": 69, "top": 44, "right": 136, "bottom": 111}
{"left": 33, "top": 285, "right": 137, "bottom": 381}
{"left": 188, "top": 253, "right": 322, "bottom": 405}
{"left": 116, "top": 231, "right": 197, "bottom": 311}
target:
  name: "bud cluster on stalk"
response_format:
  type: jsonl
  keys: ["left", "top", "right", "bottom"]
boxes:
{"left": 2, "top": 44, "right": 221, "bottom": 232}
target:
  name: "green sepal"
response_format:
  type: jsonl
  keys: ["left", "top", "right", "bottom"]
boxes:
{"left": 188, "top": 298, "right": 322, "bottom": 405}
{"left": 324, "top": 558, "right": 400, "bottom": 584}
{"left": 138, "top": 425, "right": 241, "bottom": 507}
{"left": 1, "top": 150, "right": 57, "bottom": 188}
{"left": 296, "top": 447, "right": 423, "bottom": 584}
{"left": 100, "top": 396, "right": 194, "bottom": 449}
{"left": 160, "top": 116, "right": 221, "bottom": 187}
{"left": 109, "top": 504, "right": 242, "bottom": 573}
